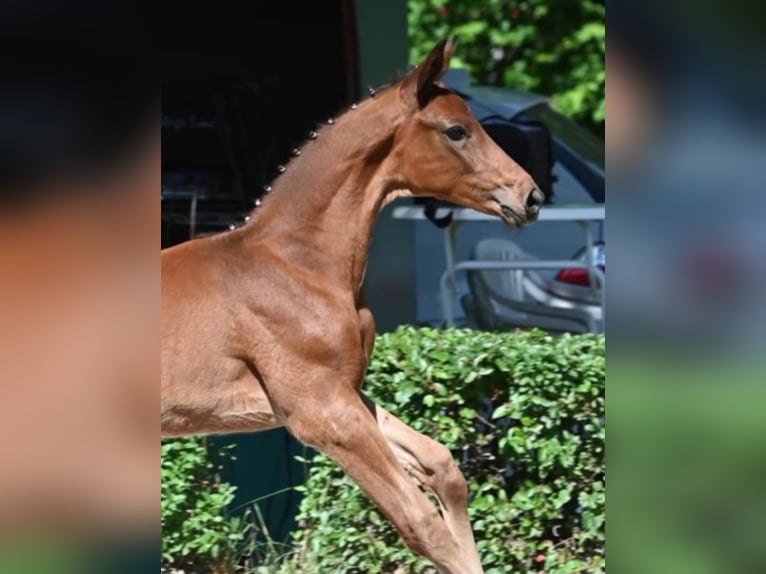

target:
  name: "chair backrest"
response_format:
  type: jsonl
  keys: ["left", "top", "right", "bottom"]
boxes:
{"left": 464, "top": 238, "right": 540, "bottom": 330}
{"left": 471, "top": 238, "right": 548, "bottom": 302}
{"left": 462, "top": 238, "right": 598, "bottom": 333}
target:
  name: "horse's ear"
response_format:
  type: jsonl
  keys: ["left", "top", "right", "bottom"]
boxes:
{"left": 401, "top": 36, "right": 457, "bottom": 109}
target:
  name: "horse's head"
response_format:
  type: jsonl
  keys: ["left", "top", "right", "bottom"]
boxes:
{"left": 393, "top": 37, "right": 543, "bottom": 226}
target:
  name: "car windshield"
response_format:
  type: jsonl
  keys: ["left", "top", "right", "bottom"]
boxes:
{"left": 522, "top": 104, "right": 605, "bottom": 172}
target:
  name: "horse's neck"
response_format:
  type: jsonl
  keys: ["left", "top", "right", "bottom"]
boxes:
{"left": 240, "top": 91, "right": 404, "bottom": 293}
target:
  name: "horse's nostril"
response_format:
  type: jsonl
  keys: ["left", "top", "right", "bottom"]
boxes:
{"left": 525, "top": 187, "right": 544, "bottom": 214}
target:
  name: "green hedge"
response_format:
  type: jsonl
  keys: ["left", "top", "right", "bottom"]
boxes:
{"left": 161, "top": 327, "right": 605, "bottom": 573}
{"left": 161, "top": 437, "right": 246, "bottom": 572}
{"left": 287, "top": 327, "right": 605, "bottom": 573}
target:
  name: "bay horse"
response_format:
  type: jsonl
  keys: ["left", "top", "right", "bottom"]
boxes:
{"left": 161, "top": 38, "right": 542, "bottom": 574}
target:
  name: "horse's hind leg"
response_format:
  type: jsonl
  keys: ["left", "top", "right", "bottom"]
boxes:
{"left": 362, "top": 395, "right": 483, "bottom": 572}
{"left": 287, "top": 384, "right": 484, "bottom": 574}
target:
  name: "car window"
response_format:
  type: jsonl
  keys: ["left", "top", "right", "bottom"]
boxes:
{"left": 523, "top": 104, "right": 605, "bottom": 171}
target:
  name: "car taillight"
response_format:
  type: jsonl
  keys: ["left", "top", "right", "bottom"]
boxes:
{"left": 556, "top": 243, "right": 605, "bottom": 287}
{"left": 555, "top": 265, "right": 605, "bottom": 287}
{"left": 556, "top": 268, "right": 589, "bottom": 286}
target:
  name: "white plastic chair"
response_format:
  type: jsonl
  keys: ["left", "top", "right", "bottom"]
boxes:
{"left": 460, "top": 238, "right": 604, "bottom": 333}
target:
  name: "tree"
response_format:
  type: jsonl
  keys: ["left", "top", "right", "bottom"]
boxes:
{"left": 408, "top": 0, "right": 605, "bottom": 136}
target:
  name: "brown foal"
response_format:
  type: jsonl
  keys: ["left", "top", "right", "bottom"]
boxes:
{"left": 161, "top": 38, "right": 542, "bottom": 574}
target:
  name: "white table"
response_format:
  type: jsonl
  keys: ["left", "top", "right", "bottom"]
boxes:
{"left": 391, "top": 204, "right": 606, "bottom": 328}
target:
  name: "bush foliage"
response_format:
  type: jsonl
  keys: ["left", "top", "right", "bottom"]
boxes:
{"left": 161, "top": 328, "right": 605, "bottom": 572}
{"left": 287, "top": 327, "right": 605, "bottom": 573}
{"left": 161, "top": 437, "right": 246, "bottom": 572}
{"left": 408, "top": 0, "right": 605, "bottom": 135}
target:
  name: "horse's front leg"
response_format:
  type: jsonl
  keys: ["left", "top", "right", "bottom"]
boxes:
{"left": 361, "top": 393, "right": 484, "bottom": 572}
{"left": 350, "top": 308, "right": 484, "bottom": 572}
{"left": 276, "top": 363, "right": 482, "bottom": 574}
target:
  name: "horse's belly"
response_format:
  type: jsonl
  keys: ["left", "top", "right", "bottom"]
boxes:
{"left": 161, "top": 349, "right": 278, "bottom": 436}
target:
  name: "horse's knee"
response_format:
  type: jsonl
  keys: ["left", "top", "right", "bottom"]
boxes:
{"left": 443, "top": 461, "right": 468, "bottom": 502}
{"left": 431, "top": 443, "right": 468, "bottom": 502}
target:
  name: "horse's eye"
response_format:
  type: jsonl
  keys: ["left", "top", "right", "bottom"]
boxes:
{"left": 444, "top": 126, "right": 468, "bottom": 142}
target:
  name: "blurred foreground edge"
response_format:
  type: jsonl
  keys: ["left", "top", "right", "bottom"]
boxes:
{"left": 0, "top": 1, "right": 160, "bottom": 571}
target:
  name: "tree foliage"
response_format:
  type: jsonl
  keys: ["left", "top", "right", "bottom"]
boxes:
{"left": 408, "top": 0, "right": 605, "bottom": 135}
